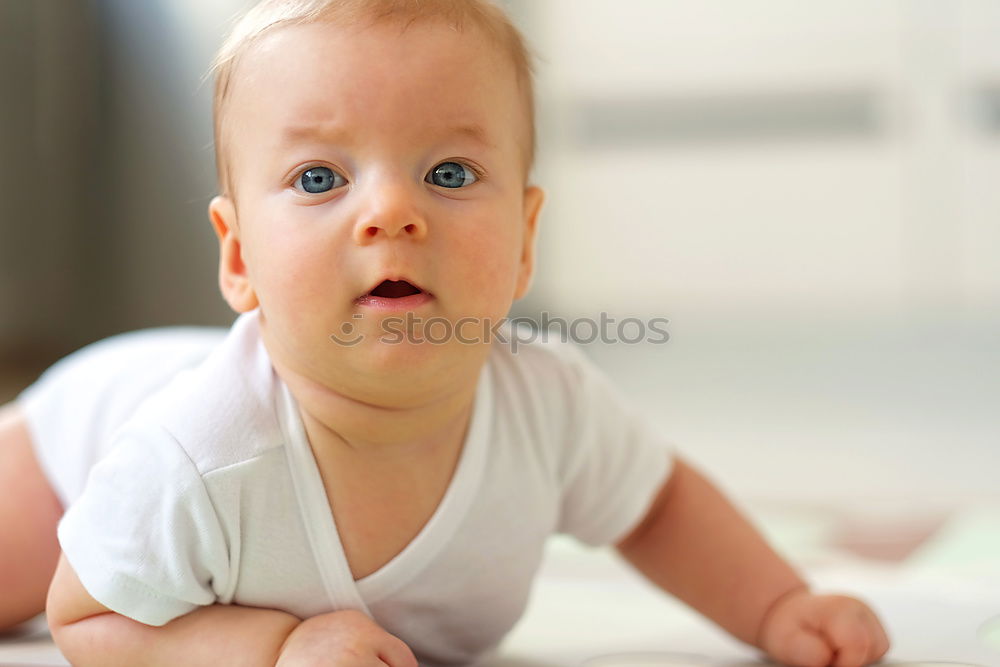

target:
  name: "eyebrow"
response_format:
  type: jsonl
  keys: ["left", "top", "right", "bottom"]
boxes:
{"left": 279, "top": 122, "right": 350, "bottom": 146}
{"left": 278, "top": 122, "right": 495, "bottom": 148}
{"left": 451, "top": 123, "right": 494, "bottom": 148}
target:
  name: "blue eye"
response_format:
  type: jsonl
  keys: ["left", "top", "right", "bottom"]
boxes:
{"left": 426, "top": 162, "right": 477, "bottom": 189}
{"left": 296, "top": 166, "right": 346, "bottom": 194}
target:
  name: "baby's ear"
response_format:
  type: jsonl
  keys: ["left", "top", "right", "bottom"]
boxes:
{"left": 208, "top": 196, "right": 259, "bottom": 313}
{"left": 514, "top": 185, "right": 545, "bottom": 301}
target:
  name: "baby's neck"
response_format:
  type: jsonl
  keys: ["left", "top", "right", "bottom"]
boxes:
{"left": 273, "top": 357, "right": 480, "bottom": 467}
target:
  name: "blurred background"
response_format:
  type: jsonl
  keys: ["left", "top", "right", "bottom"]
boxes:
{"left": 1, "top": 0, "right": 998, "bottom": 519}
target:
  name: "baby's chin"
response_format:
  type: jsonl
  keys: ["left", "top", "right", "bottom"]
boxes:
{"left": 262, "top": 307, "right": 498, "bottom": 392}
{"left": 303, "top": 337, "right": 489, "bottom": 408}
{"left": 345, "top": 331, "right": 491, "bottom": 376}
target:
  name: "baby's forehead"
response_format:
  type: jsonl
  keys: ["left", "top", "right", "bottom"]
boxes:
{"left": 230, "top": 19, "right": 524, "bottom": 132}
{"left": 247, "top": 25, "right": 502, "bottom": 105}
{"left": 240, "top": 17, "right": 513, "bottom": 79}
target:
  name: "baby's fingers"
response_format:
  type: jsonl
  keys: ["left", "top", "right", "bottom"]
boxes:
{"left": 863, "top": 607, "right": 891, "bottom": 664}
{"left": 820, "top": 602, "right": 888, "bottom": 667}
{"left": 376, "top": 633, "right": 419, "bottom": 667}
{"left": 777, "top": 629, "right": 834, "bottom": 667}
{"left": 825, "top": 612, "right": 870, "bottom": 667}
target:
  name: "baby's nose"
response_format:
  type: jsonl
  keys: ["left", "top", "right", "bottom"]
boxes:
{"left": 352, "top": 182, "right": 428, "bottom": 243}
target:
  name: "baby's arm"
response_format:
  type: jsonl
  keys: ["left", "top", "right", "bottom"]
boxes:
{"left": 47, "top": 553, "right": 298, "bottom": 667}
{"left": 615, "top": 456, "right": 889, "bottom": 667}
{"left": 47, "top": 553, "right": 417, "bottom": 667}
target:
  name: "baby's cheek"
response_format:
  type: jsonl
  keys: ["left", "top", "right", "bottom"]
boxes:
{"left": 461, "top": 247, "right": 520, "bottom": 312}
{"left": 254, "top": 242, "right": 335, "bottom": 324}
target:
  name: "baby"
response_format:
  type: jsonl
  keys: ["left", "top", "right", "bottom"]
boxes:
{"left": 0, "top": 1, "right": 890, "bottom": 665}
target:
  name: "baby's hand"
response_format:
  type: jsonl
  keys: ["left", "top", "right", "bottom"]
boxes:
{"left": 757, "top": 590, "right": 890, "bottom": 667}
{"left": 275, "top": 609, "right": 418, "bottom": 667}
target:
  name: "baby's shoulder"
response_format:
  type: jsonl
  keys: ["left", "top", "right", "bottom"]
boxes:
{"left": 118, "top": 311, "right": 284, "bottom": 476}
{"left": 489, "top": 321, "right": 592, "bottom": 379}
{"left": 484, "top": 322, "right": 599, "bottom": 423}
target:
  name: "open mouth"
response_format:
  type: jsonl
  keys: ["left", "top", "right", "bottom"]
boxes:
{"left": 367, "top": 279, "right": 423, "bottom": 298}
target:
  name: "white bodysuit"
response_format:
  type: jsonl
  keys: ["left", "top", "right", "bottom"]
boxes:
{"left": 19, "top": 309, "right": 674, "bottom": 666}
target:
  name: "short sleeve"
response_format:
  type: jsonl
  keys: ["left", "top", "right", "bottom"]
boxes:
{"left": 57, "top": 422, "right": 231, "bottom": 627}
{"left": 554, "top": 344, "right": 675, "bottom": 547}
{"left": 16, "top": 327, "right": 224, "bottom": 507}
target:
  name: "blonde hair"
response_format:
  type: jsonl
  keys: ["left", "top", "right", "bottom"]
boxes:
{"left": 209, "top": 0, "right": 536, "bottom": 197}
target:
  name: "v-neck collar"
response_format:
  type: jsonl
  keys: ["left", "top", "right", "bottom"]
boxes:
{"left": 276, "top": 362, "right": 493, "bottom": 610}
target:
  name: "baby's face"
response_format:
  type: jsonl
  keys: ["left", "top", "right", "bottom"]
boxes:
{"left": 210, "top": 18, "right": 542, "bottom": 399}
